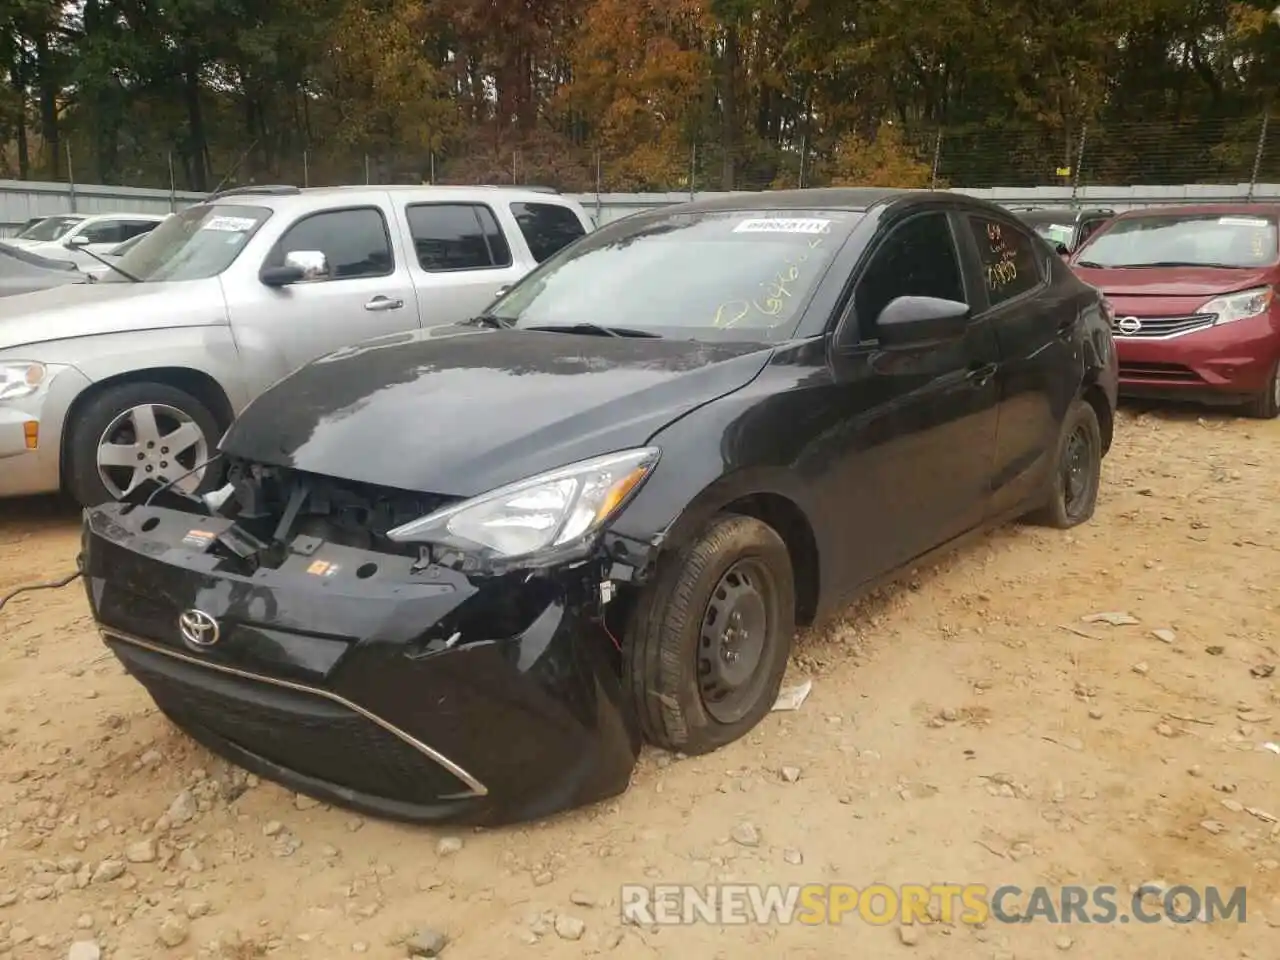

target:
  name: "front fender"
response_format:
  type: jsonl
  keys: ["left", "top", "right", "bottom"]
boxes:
{"left": 606, "top": 364, "right": 825, "bottom": 581}
{"left": 23, "top": 326, "right": 250, "bottom": 413}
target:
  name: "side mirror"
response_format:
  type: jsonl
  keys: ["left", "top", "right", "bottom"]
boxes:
{"left": 64, "top": 235, "right": 90, "bottom": 248}
{"left": 1055, "top": 242, "right": 1070, "bottom": 257}
{"left": 875, "top": 296, "right": 970, "bottom": 349}
{"left": 261, "top": 249, "right": 328, "bottom": 287}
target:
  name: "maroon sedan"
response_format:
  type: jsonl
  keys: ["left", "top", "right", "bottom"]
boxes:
{"left": 1071, "top": 204, "right": 1280, "bottom": 418}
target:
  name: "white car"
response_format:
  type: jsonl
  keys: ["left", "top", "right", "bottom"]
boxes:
{"left": 8, "top": 213, "right": 166, "bottom": 270}
{"left": 0, "top": 184, "right": 595, "bottom": 504}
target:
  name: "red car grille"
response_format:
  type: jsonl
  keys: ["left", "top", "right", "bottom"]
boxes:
{"left": 1111, "top": 313, "right": 1215, "bottom": 338}
{"left": 1118, "top": 362, "right": 1203, "bottom": 383}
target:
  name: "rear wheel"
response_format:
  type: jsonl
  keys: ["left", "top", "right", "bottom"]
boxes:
{"left": 623, "top": 514, "right": 796, "bottom": 754}
{"left": 1243, "top": 361, "right": 1280, "bottom": 419}
{"left": 66, "top": 382, "right": 222, "bottom": 507}
{"left": 1025, "top": 399, "right": 1103, "bottom": 529}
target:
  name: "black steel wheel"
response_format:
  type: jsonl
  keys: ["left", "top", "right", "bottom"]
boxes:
{"left": 624, "top": 514, "right": 796, "bottom": 754}
{"left": 1026, "top": 398, "right": 1102, "bottom": 529}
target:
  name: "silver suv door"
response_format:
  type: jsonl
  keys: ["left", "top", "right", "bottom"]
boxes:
{"left": 397, "top": 201, "right": 531, "bottom": 326}
{"left": 225, "top": 202, "right": 423, "bottom": 376}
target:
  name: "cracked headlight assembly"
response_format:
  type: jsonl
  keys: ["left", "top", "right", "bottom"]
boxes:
{"left": 386, "top": 447, "right": 660, "bottom": 561}
{"left": 1200, "top": 286, "right": 1273, "bottom": 325}
{"left": 0, "top": 362, "right": 49, "bottom": 402}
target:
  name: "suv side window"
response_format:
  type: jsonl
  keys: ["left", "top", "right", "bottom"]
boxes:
{"left": 121, "top": 220, "right": 160, "bottom": 241}
{"left": 509, "top": 202, "right": 586, "bottom": 262}
{"left": 966, "top": 215, "right": 1041, "bottom": 306}
{"left": 852, "top": 212, "right": 965, "bottom": 341}
{"left": 78, "top": 220, "right": 128, "bottom": 245}
{"left": 267, "top": 207, "right": 393, "bottom": 280}
{"left": 405, "top": 203, "right": 513, "bottom": 271}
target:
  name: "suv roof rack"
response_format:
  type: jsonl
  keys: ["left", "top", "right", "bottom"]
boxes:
{"left": 210, "top": 184, "right": 302, "bottom": 200}
{"left": 476, "top": 184, "right": 559, "bottom": 194}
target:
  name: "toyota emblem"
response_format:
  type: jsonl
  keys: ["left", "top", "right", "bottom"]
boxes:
{"left": 1116, "top": 316, "right": 1142, "bottom": 335}
{"left": 178, "top": 609, "right": 220, "bottom": 648}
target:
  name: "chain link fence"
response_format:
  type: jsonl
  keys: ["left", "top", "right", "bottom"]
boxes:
{"left": 4, "top": 113, "right": 1278, "bottom": 206}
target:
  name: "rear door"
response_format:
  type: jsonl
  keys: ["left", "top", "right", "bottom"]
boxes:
{"left": 396, "top": 201, "right": 530, "bottom": 326}
{"left": 956, "top": 209, "right": 1074, "bottom": 518}
{"left": 226, "top": 200, "right": 422, "bottom": 374}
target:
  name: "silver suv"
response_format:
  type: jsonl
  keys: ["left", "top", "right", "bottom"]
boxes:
{"left": 0, "top": 185, "right": 594, "bottom": 505}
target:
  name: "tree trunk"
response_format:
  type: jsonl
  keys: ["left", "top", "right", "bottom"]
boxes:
{"left": 36, "top": 35, "right": 59, "bottom": 179}
{"left": 183, "top": 56, "right": 209, "bottom": 191}
{"left": 721, "top": 24, "right": 739, "bottom": 191}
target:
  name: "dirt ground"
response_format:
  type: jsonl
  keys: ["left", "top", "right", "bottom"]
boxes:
{"left": 1, "top": 404, "right": 1278, "bottom": 960}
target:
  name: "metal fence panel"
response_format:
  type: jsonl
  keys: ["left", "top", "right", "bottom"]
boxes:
{"left": 4, "top": 179, "right": 1280, "bottom": 236}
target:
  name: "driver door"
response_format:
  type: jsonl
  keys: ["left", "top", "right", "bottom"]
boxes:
{"left": 225, "top": 203, "right": 422, "bottom": 376}
{"left": 824, "top": 209, "right": 1002, "bottom": 588}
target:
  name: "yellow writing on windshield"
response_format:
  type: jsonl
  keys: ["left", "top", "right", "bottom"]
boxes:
{"left": 714, "top": 235, "right": 826, "bottom": 328}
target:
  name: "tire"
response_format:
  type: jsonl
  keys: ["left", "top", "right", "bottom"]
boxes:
{"left": 1242, "top": 360, "right": 1280, "bottom": 419}
{"left": 623, "top": 514, "right": 796, "bottom": 754}
{"left": 65, "top": 382, "right": 223, "bottom": 507}
{"left": 1025, "top": 398, "right": 1103, "bottom": 529}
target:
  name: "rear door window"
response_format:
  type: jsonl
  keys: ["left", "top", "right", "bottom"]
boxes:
{"left": 966, "top": 216, "right": 1043, "bottom": 306}
{"left": 405, "top": 203, "right": 513, "bottom": 271}
{"left": 509, "top": 202, "right": 587, "bottom": 262}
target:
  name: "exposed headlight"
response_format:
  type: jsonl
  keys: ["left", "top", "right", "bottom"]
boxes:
{"left": 1200, "top": 286, "right": 1273, "bottom": 325}
{"left": 0, "top": 362, "right": 48, "bottom": 402}
{"left": 386, "top": 447, "right": 660, "bottom": 560}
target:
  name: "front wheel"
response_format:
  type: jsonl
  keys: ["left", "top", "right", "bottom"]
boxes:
{"left": 1025, "top": 398, "right": 1103, "bottom": 529}
{"left": 65, "top": 382, "right": 223, "bottom": 507}
{"left": 623, "top": 514, "right": 796, "bottom": 754}
{"left": 1243, "top": 361, "right": 1280, "bottom": 419}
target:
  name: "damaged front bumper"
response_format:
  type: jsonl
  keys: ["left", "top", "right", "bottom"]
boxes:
{"left": 81, "top": 501, "right": 642, "bottom": 826}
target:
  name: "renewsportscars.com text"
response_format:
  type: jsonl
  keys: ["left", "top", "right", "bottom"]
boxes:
{"left": 619, "top": 883, "right": 1249, "bottom": 926}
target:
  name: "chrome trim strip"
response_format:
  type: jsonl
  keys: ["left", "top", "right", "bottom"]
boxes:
{"left": 1112, "top": 316, "right": 1215, "bottom": 341}
{"left": 100, "top": 627, "right": 489, "bottom": 799}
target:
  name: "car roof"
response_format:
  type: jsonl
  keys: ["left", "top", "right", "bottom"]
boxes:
{"left": 208, "top": 184, "right": 585, "bottom": 213}
{"left": 619, "top": 188, "right": 1021, "bottom": 222}
{"left": 1012, "top": 207, "right": 1113, "bottom": 222}
{"left": 1112, "top": 202, "right": 1280, "bottom": 219}
{"left": 73, "top": 212, "right": 167, "bottom": 222}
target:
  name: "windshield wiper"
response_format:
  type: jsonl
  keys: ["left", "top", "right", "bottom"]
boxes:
{"left": 1113, "top": 261, "right": 1239, "bottom": 269}
{"left": 1075, "top": 260, "right": 1104, "bottom": 268}
{"left": 72, "top": 245, "right": 142, "bottom": 283}
{"left": 525, "top": 323, "right": 662, "bottom": 339}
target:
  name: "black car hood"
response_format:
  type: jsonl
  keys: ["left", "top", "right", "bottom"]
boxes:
{"left": 222, "top": 324, "right": 774, "bottom": 496}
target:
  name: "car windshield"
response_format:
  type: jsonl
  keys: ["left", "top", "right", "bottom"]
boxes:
{"left": 103, "top": 204, "right": 272, "bottom": 282}
{"left": 490, "top": 209, "right": 860, "bottom": 339}
{"left": 1030, "top": 222, "right": 1075, "bottom": 246}
{"left": 108, "top": 232, "right": 149, "bottom": 256}
{"left": 1077, "top": 213, "right": 1280, "bottom": 268}
{"left": 16, "top": 215, "right": 83, "bottom": 242}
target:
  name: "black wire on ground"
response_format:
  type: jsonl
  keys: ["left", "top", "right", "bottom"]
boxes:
{"left": 0, "top": 554, "right": 85, "bottom": 615}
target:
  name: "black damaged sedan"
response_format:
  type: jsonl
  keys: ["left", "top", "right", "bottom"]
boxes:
{"left": 82, "top": 188, "right": 1118, "bottom": 826}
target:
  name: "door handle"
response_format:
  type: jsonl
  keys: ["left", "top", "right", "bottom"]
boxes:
{"left": 364, "top": 296, "right": 404, "bottom": 312}
{"left": 966, "top": 362, "right": 997, "bottom": 387}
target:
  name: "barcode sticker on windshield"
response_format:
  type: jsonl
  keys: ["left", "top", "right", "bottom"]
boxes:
{"left": 202, "top": 216, "right": 257, "bottom": 232}
{"left": 733, "top": 218, "right": 831, "bottom": 234}
{"left": 1218, "top": 216, "right": 1270, "bottom": 227}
